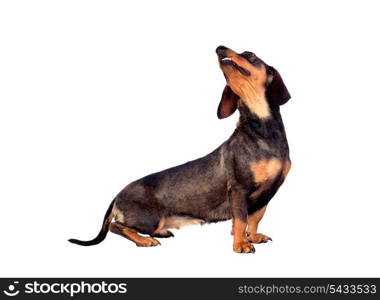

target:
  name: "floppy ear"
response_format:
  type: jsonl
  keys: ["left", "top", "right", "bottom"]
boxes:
{"left": 266, "top": 66, "right": 291, "bottom": 107}
{"left": 217, "top": 85, "right": 239, "bottom": 119}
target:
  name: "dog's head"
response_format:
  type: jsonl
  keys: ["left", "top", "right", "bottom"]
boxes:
{"left": 216, "top": 45, "right": 290, "bottom": 119}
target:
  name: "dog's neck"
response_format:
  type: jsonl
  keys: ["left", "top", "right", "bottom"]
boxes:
{"left": 238, "top": 89, "right": 271, "bottom": 119}
{"left": 237, "top": 95, "right": 271, "bottom": 122}
{"left": 236, "top": 100, "right": 282, "bottom": 139}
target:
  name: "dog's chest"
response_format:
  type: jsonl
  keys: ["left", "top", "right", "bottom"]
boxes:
{"left": 248, "top": 158, "right": 291, "bottom": 201}
{"left": 250, "top": 157, "right": 282, "bottom": 184}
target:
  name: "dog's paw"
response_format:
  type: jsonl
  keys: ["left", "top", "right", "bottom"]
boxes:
{"left": 233, "top": 240, "right": 255, "bottom": 253}
{"left": 136, "top": 237, "right": 161, "bottom": 247}
{"left": 247, "top": 233, "right": 272, "bottom": 244}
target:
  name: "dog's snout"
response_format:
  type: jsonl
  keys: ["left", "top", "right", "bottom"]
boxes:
{"left": 216, "top": 45, "right": 228, "bottom": 55}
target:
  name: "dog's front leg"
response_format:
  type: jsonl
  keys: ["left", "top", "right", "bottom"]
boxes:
{"left": 247, "top": 206, "right": 272, "bottom": 244}
{"left": 230, "top": 185, "right": 255, "bottom": 253}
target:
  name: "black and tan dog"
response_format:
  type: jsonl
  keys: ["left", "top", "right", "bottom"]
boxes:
{"left": 69, "top": 46, "right": 291, "bottom": 253}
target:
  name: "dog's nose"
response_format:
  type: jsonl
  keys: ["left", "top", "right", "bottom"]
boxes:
{"left": 216, "top": 45, "right": 228, "bottom": 55}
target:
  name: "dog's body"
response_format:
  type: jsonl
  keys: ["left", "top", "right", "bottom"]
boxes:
{"left": 69, "top": 46, "right": 292, "bottom": 253}
{"left": 114, "top": 107, "right": 290, "bottom": 230}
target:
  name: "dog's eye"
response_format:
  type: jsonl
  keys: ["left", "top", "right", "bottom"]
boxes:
{"left": 241, "top": 51, "right": 255, "bottom": 58}
{"left": 241, "top": 51, "right": 258, "bottom": 64}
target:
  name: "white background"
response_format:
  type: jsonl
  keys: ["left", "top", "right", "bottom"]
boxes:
{"left": 1, "top": 0, "right": 379, "bottom": 277}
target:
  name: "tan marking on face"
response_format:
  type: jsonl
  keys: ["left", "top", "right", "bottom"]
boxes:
{"left": 250, "top": 158, "right": 282, "bottom": 184}
{"left": 219, "top": 48, "right": 270, "bottom": 118}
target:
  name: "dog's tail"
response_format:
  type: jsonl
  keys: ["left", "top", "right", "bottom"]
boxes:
{"left": 68, "top": 199, "right": 115, "bottom": 246}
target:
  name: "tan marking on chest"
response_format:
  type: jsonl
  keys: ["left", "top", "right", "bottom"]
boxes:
{"left": 250, "top": 158, "right": 282, "bottom": 183}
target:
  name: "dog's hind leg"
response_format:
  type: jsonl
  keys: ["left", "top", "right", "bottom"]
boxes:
{"left": 109, "top": 222, "right": 160, "bottom": 247}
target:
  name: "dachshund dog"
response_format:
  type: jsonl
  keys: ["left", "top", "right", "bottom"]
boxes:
{"left": 69, "top": 45, "right": 291, "bottom": 253}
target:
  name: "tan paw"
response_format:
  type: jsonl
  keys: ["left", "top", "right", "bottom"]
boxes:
{"left": 136, "top": 237, "right": 161, "bottom": 247}
{"left": 247, "top": 233, "right": 272, "bottom": 244}
{"left": 233, "top": 240, "right": 255, "bottom": 253}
